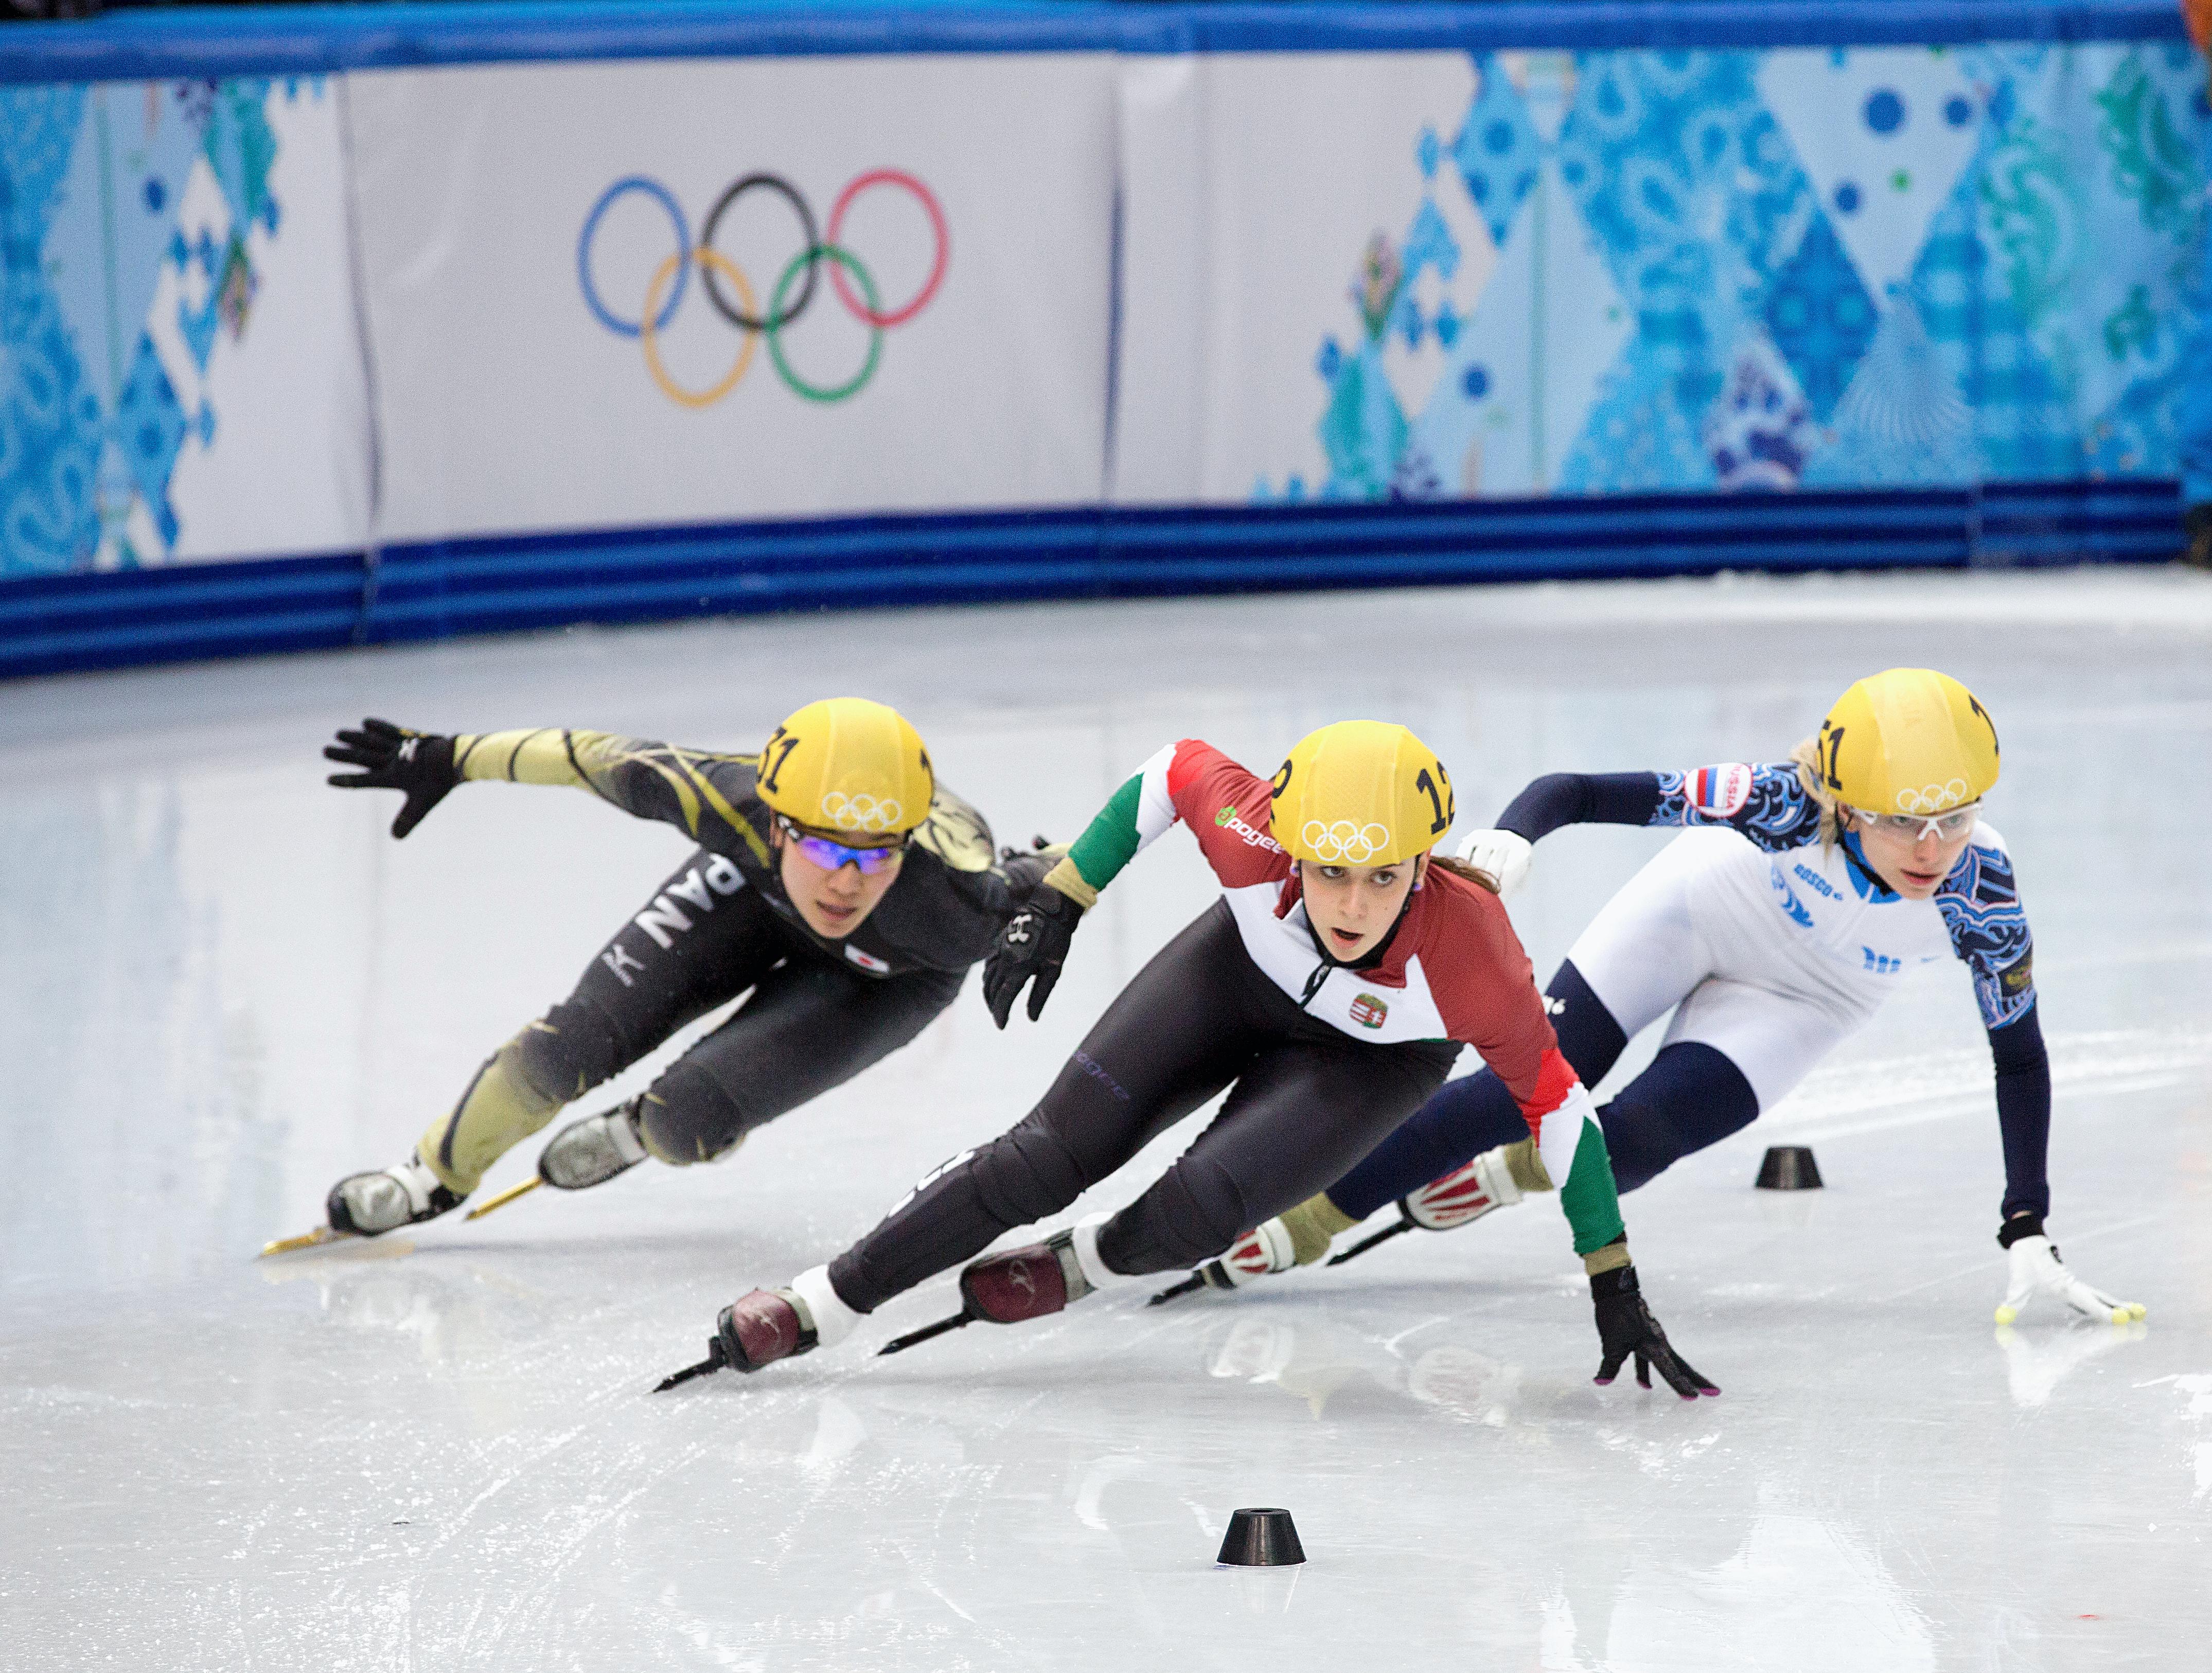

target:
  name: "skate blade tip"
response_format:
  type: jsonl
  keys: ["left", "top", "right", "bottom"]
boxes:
{"left": 258, "top": 1227, "right": 348, "bottom": 1258}
{"left": 464, "top": 1178, "right": 542, "bottom": 1221}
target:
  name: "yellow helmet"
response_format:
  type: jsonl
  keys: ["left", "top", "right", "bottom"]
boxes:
{"left": 1815, "top": 669, "right": 1999, "bottom": 816}
{"left": 757, "top": 697, "right": 933, "bottom": 838}
{"left": 1271, "top": 720, "right": 1454, "bottom": 868}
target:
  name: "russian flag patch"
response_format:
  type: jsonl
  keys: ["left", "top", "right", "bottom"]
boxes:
{"left": 1688, "top": 763, "right": 1754, "bottom": 818}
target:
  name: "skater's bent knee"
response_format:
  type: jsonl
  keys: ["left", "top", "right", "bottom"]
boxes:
{"left": 969, "top": 1124, "right": 1093, "bottom": 1225}
{"left": 632, "top": 1064, "right": 751, "bottom": 1165}
{"left": 507, "top": 1003, "right": 627, "bottom": 1106}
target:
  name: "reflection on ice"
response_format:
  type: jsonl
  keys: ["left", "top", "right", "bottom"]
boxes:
{"left": 1996, "top": 1320, "right": 2146, "bottom": 1409}
{"left": 1601, "top": 1510, "right": 1935, "bottom": 1672}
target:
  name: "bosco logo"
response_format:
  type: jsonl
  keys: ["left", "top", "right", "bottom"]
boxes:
{"left": 576, "top": 169, "right": 949, "bottom": 408}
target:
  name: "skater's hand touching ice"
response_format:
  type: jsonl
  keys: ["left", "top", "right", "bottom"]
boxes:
{"left": 326, "top": 718, "right": 461, "bottom": 839}
{"left": 1995, "top": 1217, "right": 2144, "bottom": 1325}
{"left": 983, "top": 881, "right": 1083, "bottom": 1027}
{"left": 1590, "top": 1265, "right": 1718, "bottom": 1400}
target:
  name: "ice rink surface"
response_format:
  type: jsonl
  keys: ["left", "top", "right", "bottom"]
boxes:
{"left": 4, "top": 566, "right": 2211, "bottom": 1670}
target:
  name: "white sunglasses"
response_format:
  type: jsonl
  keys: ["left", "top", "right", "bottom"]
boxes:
{"left": 1851, "top": 804, "right": 1980, "bottom": 842}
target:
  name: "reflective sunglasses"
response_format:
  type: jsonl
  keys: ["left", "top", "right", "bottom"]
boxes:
{"left": 776, "top": 815, "right": 907, "bottom": 875}
{"left": 1852, "top": 804, "right": 1980, "bottom": 842}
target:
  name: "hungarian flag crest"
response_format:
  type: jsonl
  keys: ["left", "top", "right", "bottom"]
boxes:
{"left": 1350, "top": 993, "right": 1388, "bottom": 1029}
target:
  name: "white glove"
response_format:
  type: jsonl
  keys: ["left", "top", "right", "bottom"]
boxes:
{"left": 1995, "top": 1234, "right": 2145, "bottom": 1325}
{"left": 1453, "top": 827, "right": 1533, "bottom": 896}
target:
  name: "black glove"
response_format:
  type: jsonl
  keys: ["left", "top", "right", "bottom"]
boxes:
{"left": 982, "top": 882, "right": 1083, "bottom": 1028}
{"left": 324, "top": 718, "right": 461, "bottom": 839}
{"left": 997, "top": 835, "right": 1057, "bottom": 894}
{"left": 1590, "top": 1265, "right": 1718, "bottom": 1400}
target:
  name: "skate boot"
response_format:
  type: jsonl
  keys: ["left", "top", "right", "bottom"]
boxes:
{"left": 1328, "top": 1143, "right": 1531, "bottom": 1266}
{"left": 326, "top": 1154, "right": 465, "bottom": 1237}
{"left": 1148, "top": 1196, "right": 1347, "bottom": 1304}
{"left": 1196, "top": 1218, "right": 1300, "bottom": 1292}
{"left": 879, "top": 1220, "right": 1119, "bottom": 1356}
{"left": 715, "top": 1288, "right": 819, "bottom": 1371}
{"left": 539, "top": 1098, "right": 649, "bottom": 1191}
{"left": 656, "top": 1267, "right": 857, "bottom": 1389}
{"left": 959, "top": 1231, "right": 1092, "bottom": 1323}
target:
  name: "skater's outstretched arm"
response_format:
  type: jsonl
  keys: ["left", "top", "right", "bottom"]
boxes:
{"left": 1932, "top": 833, "right": 2143, "bottom": 1324}
{"left": 327, "top": 719, "right": 768, "bottom": 854}
{"left": 1457, "top": 761, "right": 1824, "bottom": 895}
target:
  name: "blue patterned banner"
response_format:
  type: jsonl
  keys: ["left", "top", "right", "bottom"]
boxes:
{"left": 1, "top": 77, "right": 368, "bottom": 579}
{"left": 1250, "top": 44, "right": 2208, "bottom": 505}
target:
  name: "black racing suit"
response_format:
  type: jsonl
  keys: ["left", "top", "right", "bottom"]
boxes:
{"left": 827, "top": 901, "right": 1461, "bottom": 1311}
{"left": 418, "top": 729, "right": 1046, "bottom": 1188}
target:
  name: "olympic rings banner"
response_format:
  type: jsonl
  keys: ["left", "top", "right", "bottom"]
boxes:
{"left": 346, "top": 57, "right": 1118, "bottom": 543}
{"left": 2, "top": 9, "right": 2198, "bottom": 673}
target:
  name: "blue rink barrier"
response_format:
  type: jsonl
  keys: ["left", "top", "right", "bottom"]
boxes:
{"left": 0, "top": 0, "right": 2187, "bottom": 83}
{"left": 0, "top": 479, "right": 2178, "bottom": 680}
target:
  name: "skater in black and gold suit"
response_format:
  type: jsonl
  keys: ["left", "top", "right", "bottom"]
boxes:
{"left": 268, "top": 698, "right": 1050, "bottom": 1251}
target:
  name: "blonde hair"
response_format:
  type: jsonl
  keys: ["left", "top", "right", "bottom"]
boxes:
{"left": 1787, "top": 736, "right": 1846, "bottom": 849}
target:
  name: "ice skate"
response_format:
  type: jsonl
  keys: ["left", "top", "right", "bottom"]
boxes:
{"left": 879, "top": 1230, "right": 1094, "bottom": 1355}
{"left": 464, "top": 1099, "right": 649, "bottom": 1221}
{"left": 264, "top": 1155, "right": 463, "bottom": 1256}
{"left": 655, "top": 1287, "right": 822, "bottom": 1389}
{"left": 1149, "top": 1218, "right": 1299, "bottom": 1305}
{"left": 1328, "top": 1146, "right": 1527, "bottom": 1266}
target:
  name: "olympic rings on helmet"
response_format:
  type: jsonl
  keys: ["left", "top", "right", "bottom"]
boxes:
{"left": 1302, "top": 821, "right": 1394, "bottom": 864}
{"left": 821, "top": 792, "right": 904, "bottom": 832}
{"left": 577, "top": 167, "right": 947, "bottom": 408}
{"left": 1895, "top": 779, "right": 1972, "bottom": 814}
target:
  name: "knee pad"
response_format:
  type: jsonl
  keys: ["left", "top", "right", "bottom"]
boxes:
{"left": 1098, "top": 1159, "right": 1243, "bottom": 1276}
{"left": 507, "top": 999, "right": 629, "bottom": 1108}
{"left": 632, "top": 1062, "right": 751, "bottom": 1166}
{"left": 968, "top": 1118, "right": 1095, "bottom": 1230}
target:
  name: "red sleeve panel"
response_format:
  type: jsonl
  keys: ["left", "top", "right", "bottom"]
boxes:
{"left": 1415, "top": 872, "right": 1564, "bottom": 1119}
{"left": 1165, "top": 740, "right": 1295, "bottom": 893}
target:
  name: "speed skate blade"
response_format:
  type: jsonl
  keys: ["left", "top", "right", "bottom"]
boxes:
{"left": 877, "top": 1311, "right": 973, "bottom": 1356}
{"left": 258, "top": 1226, "right": 354, "bottom": 1258}
{"left": 1325, "top": 1219, "right": 1414, "bottom": 1266}
{"left": 653, "top": 1341, "right": 728, "bottom": 1393}
{"left": 1148, "top": 1272, "right": 1207, "bottom": 1307}
{"left": 464, "top": 1177, "right": 541, "bottom": 1221}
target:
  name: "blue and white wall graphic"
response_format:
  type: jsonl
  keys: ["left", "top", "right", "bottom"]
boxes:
{"left": 0, "top": 79, "right": 369, "bottom": 579}
{"left": 1110, "top": 44, "right": 2207, "bottom": 506}
{"left": 1, "top": 35, "right": 2205, "bottom": 591}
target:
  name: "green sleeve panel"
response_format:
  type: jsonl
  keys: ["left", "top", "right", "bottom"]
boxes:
{"left": 1558, "top": 1114, "right": 1628, "bottom": 1256}
{"left": 1064, "top": 772, "right": 1147, "bottom": 896}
